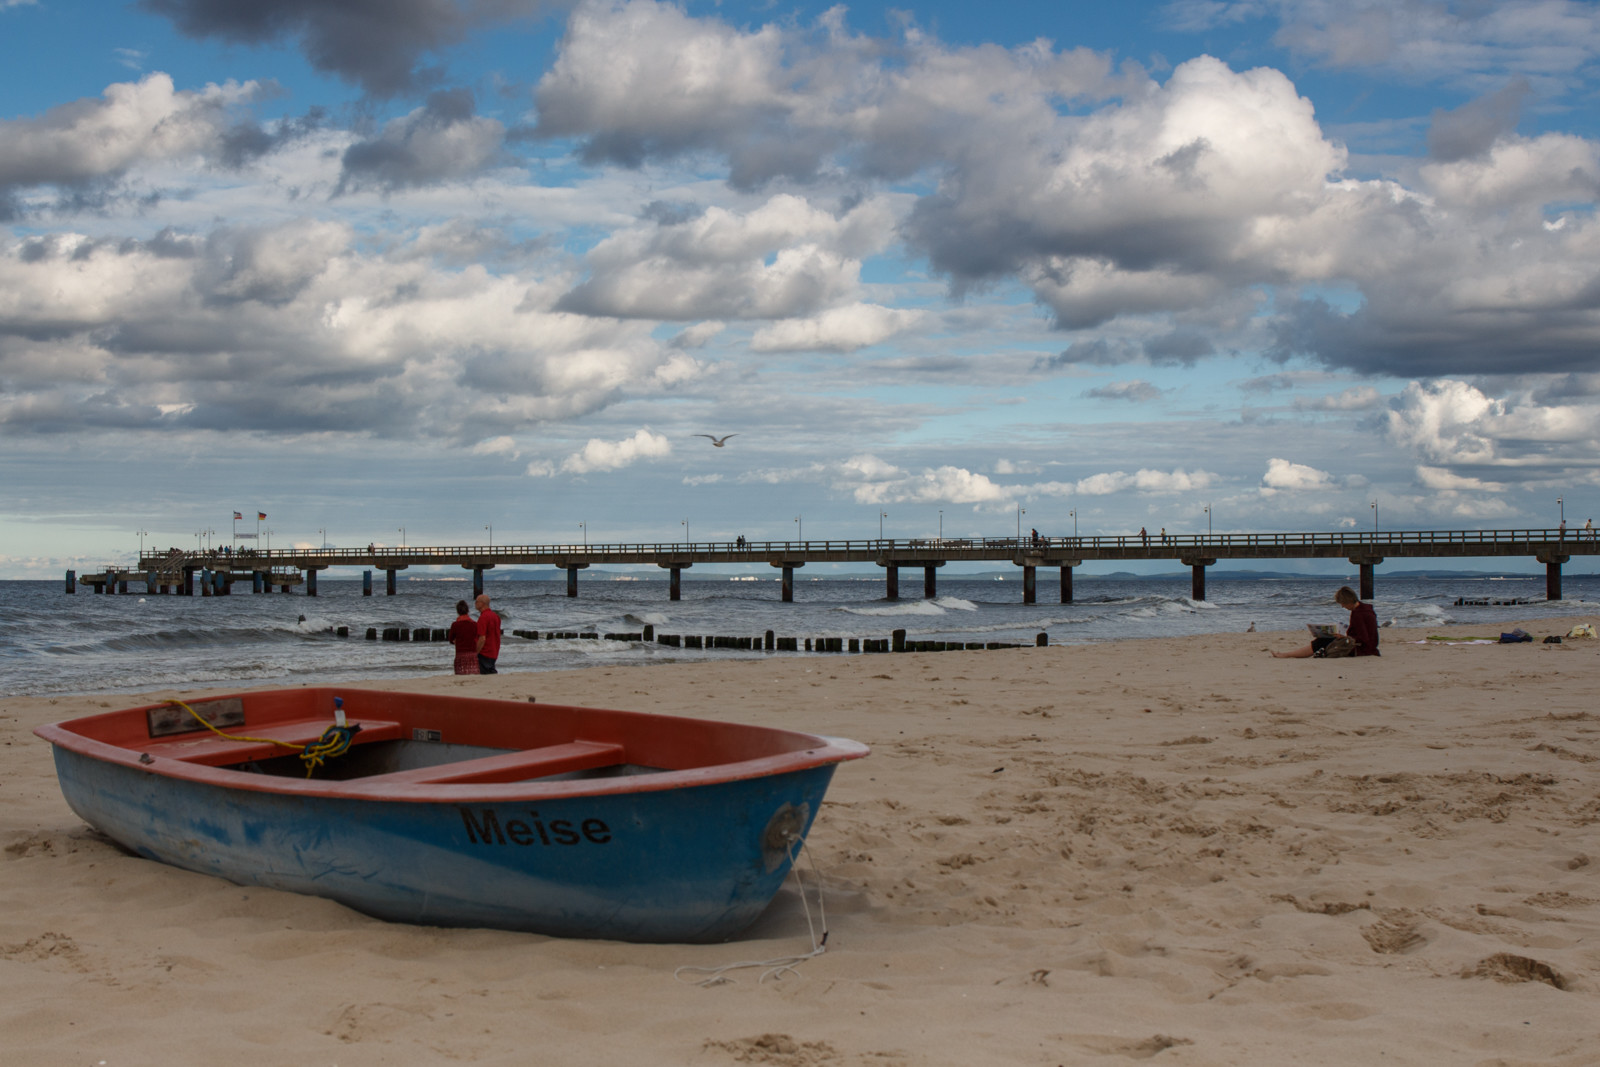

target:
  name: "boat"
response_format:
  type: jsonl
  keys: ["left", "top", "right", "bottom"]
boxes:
{"left": 34, "top": 687, "right": 867, "bottom": 943}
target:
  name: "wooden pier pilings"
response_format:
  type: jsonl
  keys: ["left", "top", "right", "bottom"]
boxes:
{"left": 350, "top": 622, "right": 1042, "bottom": 654}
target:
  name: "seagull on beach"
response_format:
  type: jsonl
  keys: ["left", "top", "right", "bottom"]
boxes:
{"left": 693, "top": 434, "right": 739, "bottom": 447}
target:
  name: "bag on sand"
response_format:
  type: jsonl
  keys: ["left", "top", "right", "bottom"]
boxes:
{"left": 1319, "top": 635, "right": 1358, "bottom": 658}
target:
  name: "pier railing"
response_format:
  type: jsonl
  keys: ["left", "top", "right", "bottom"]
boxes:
{"left": 74, "top": 524, "right": 1595, "bottom": 602}
{"left": 137, "top": 526, "right": 1597, "bottom": 569}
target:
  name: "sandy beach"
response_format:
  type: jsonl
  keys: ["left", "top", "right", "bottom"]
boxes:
{"left": 4, "top": 619, "right": 1598, "bottom": 1066}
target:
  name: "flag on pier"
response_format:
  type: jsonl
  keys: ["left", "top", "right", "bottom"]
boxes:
{"left": 258, "top": 512, "right": 267, "bottom": 520}
{"left": 233, "top": 511, "right": 242, "bottom": 520}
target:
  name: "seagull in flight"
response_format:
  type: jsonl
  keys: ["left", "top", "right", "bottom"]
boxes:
{"left": 693, "top": 434, "right": 739, "bottom": 447}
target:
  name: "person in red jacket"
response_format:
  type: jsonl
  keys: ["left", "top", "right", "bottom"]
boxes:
{"left": 449, "top": 600, "right": 479, "bottom": 674}
{"left": 1272, "top": 586, "right": 1381, "bottom": 657}
{"left": 475, "top": 592, "right": 503, "bottom": 674}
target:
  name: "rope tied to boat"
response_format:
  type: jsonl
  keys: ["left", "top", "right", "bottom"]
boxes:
{"left": 165, "top": 698, "right": 359, "bottom": 778}
{"left": 298, "top": 723, "right": 362, "bottom": 777}
{"left": 673, "top": 832, "right": 830, "bottom": 987}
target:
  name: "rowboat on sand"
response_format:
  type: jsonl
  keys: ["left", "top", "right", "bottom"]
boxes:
{"left": 34, "top": 687, "right": 868, "bottom": 943}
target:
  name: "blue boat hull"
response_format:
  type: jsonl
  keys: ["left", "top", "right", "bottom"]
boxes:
{"left": 52, "top": 746, "right": 838, "bottom": 942}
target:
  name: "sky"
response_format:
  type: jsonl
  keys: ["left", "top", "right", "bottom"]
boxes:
{"left": 4, "top": 0, "right": 1600, "bottom": 578}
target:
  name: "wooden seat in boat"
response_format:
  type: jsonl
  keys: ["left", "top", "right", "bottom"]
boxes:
{"left": 363, "top": 740, "right": 627, "bottom": 785}
{"left": 150, "top": 718, "right": 406, "bottom": 767}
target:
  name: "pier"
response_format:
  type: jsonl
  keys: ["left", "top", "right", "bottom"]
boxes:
{"left": 66, "top": 527, "right": 1600, "bottom": 603}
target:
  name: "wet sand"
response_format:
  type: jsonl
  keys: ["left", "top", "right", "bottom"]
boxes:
{"left": 4, "top": 618, "right": 1598, "bottom": 1065}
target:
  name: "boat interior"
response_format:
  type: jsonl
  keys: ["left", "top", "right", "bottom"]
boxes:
{"left": 54, "top": 687, "right": 830, "bottom": 787}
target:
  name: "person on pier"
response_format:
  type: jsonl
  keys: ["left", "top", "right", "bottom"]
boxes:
{"left": 449, "top": 600, "right": 479, "bottom": 675}
{"left": 1271, "top": 586, "right": 1380, "bottom": 658}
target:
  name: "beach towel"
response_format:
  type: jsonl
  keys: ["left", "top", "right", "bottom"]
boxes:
{"left": 1499, "top": 629, "right": 1532, "bottom": 644}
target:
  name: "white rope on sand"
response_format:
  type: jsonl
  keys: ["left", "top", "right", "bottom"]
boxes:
{"left": 674, "top": 835, "right": 829, "bottom": 986}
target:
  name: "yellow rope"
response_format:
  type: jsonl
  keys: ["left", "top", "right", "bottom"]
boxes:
{"left": 167, "top": 698, "right": 306, "bottom": 752}
{"left": 166, "top": 698, "right": 354, "bottom": 778}
{"left": 298, "top": 726, "right": 358, "bottom": 777}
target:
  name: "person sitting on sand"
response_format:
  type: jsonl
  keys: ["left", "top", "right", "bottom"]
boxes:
{"left": 1271, "top": 586, "right": 1381, "bottom": 658}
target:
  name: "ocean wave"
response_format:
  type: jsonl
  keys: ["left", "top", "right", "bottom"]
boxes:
{"left": 624, "top": 612, "right": 669, "bottom": 627}
{"left": 835, "top": 594, "right": 978, "bottom": 618}
{"left": 1386, "top": 603, "right": 1450, "bottom": 627}
{"left": 838, "top": 600, "right": 949, "bottom": 617}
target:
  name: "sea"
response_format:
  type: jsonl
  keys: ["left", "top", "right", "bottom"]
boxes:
{"left": 4, "top": 574, "right": 1597, "bottom": 698}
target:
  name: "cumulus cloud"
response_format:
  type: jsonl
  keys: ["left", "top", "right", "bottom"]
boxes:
{"left": 527, "top": 2, "right": 1600, "bottom": 382}
{"left": 552, "top": 428, "right": 672, "bottom": 474}
{"left": 907, "top": 56, "right": 1342, "bottom": 306}
{"left": 0, "top": 220, "right": 678, "bottom": 438}
{"left": 1428, "top": 80, "right": 1531, "bottom": 162}
{"left": 535, "top": 0, "right": 1111, "bottom": 189}
{"left": 844, "top": 465, "right": 1012, "bottom": 506}
{"left": 0, "top": 73, "right": 262, "bottom": 217}
{"left": 471, "top": 435, "right": 519, "bottom": 457}
{"left": 750, "top": 304, "right": 924, "bottom": 353}
{"left": 1261, "top": 457, "right": 1336, "bottom": 491}
{"left": 1386, "top": 379, "right": 1503, "bottom": 465}
{"left": 1415, "top": 465, "right": 1505, "bottom": 491}
{"left": 557, "top": 193, "right": 899, "bottom": 321}
{"left": 338, "top": 88, "right": 505, "bottom": 191}
{"left": 670, "top": 321, "right": 725, "bottom": 349}
{"left": 1386, "top": 379, "right": 1600, "bottom": 477}
{"left": 143, "top": 0, "right": 558, "bottom": 96}
{"left": 1071, "top": 468, "right": 1220, "bottom": 495}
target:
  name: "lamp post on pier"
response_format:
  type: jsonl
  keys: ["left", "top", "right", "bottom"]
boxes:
{"left": 136, "top": 528, "right": 148, "bottom": 558}
{"left": 579, "top": 521, "right": 586, "bottom": 546}
{"left": 938, "top": 509, "right": 943, "bottom": 539}
{"left": 1016, "top": 504, "right": 1025, "bottom": 541}
{"left": 1069, "top": 509, "right": 1077, "bottom": 538}
{"left": 879, "top": 510, "right": 887, "bottom": 542}
{"left": 1204, "top": 504, "right": 1211, "bottom": 537}
{"left": 485, "top": 523, "right": 493, "bottom": 547}
{"left": 318, "top": 528, "right": 326, "bottom": 549}
{"left": 682, "top": 519, "right": 689, "bottom": 545}
{"left": 794, "top": 515, "right": 802, "bottom": 542}
{"left": 1558, "top": 496, "right": 1565, "bottom": 529}
{"left": 1370, "top": 501, "right": 1378, "bottom": 536}
{"left": 398, "top": 527, "right": 406, "bottom": 549}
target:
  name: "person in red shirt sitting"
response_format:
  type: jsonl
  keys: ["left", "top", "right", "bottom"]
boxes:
{"left": 1271, "top": 586, "right": 1381, "bottom": 658}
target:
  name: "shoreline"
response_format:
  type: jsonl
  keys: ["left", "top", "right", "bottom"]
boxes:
{"left": 13, "top": 607, "right": 1597, "bottom": 703}
{"left": 5, "top": 618, "right": 1598, "bottom": 1064}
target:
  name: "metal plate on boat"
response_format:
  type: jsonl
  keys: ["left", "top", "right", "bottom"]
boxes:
{"left": 146, "top": 698, "right": 245, "bottom": 737}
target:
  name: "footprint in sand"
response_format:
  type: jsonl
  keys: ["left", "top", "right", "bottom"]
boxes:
{"left": 1361, "top": 917, "right": 1428, "bottom": 954}
{"left": 702, "top": 1033, "right": 843, "bottom": 1064}
{"left": 1464, "top": 953, "right": 1569, "bottom": 990}
{"left": 0, "top": 931, "right": 86, "bottom": 970}
{"left": 1070, "top": 1034, "right": 1196, "bottom": 1060}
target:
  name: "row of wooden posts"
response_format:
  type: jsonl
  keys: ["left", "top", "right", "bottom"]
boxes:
{"left": 356, "top": 623, "right": 1045, "bottom": 653}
